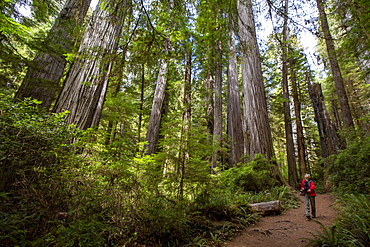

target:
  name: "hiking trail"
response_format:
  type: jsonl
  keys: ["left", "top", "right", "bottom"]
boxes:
{"left": 223, "top": 193, "right": 337, "bottom": 247}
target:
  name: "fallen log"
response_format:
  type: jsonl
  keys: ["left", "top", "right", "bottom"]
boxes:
{"left": 249, "top": 200, "right": 281, "bottom": 216}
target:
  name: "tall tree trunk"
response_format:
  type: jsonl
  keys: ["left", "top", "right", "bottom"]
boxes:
{"left": 178, "top": 48, "right": 192, "bottom": 199}
{"left": 309, "top": 81, "right": 343, "bottom": 189}
{"left": 290, "top": 57, "right": 307, "bottom": 179}
{"left": 105, "top": 52, "right": 127, "bottom": 145}
{"left": 182, "top": 50, "right": 192, "bottom": 141}
{"left": 211, "top": 41, "right": 223, "bottom": 170}
{"left": 237, "top": 0, "right": 290, "bottom": 187}
{"left": 53, "top": 2, "right": 124, "bottom": 130}
{"left": 237, "top": 0, "right": 274, "bottom": 160}
{"left": 205, "top": 73, "right": 214, "bottom": 137}
{"left": 316, "top": 0, "right": 354, "bottom": 130}
{"left": 330, "top": 96, "right": 343, "bottom": 132}
{"left": 145, "top": 60, "right": 168, "bottom": 155}
{"left": 138, "top": 63, "right": 145, "bottom": 143}
{"left": 14, "top": 0, "right": 92, "bottom": 109}
{"left": 280, "top": 0, "right": 298, "bottom": 187}
{"left": 308, "top": 82, "right": 342, "bottom": 158}
{"left": 227, "top": 30, "right": 244, "bottom": 166}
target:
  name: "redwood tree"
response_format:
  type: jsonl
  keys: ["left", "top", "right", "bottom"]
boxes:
{"left": 289, "top": 56, "right": 307, "bottom": 179}
{"left": 14, "top": 0, "right": 92, "bottom": 109}
{"left": 227, "top": 29, "right": 244, "bottom": 165}
{"left": 211, "top": 40, "right": 223, "bottom": 170}
{"left": 280, "top": 0, "right": 298, "bottom": 186}
{"left": 316, "top": 0, "right": 354, "bottom": 130}
{"left": 237, "top": 0, "right": 274, "bottom": 160}
{"left": 53, "top": 1, "right": 125, "bottom": 129}
{"left": 309, "top": 82, "right": 342, "bottom": 158}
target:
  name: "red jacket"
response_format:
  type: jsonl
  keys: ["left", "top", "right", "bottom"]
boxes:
{"left": 301, "top": 179, "right": 316, "bottom": 196}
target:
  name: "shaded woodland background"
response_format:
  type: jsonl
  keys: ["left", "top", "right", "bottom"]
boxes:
{"left": 1, "top": 0, "right": 370, "bottom": 246}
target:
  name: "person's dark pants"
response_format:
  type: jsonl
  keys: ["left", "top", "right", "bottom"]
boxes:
{"left": 304, "top": 194, "right": 316, "bottom": 217}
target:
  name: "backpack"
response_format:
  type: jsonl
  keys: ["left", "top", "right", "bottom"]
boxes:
{"left": 300, "top": 180, "right": 312, "bottom": 196}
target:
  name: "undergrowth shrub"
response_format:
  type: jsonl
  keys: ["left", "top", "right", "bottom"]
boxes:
{"left": 336, "top": 194, "right": 370, "bottom": 246}
{"left": 304, "top": 222, "right": 350, "bottom": 247}
{"left": 0, "top": 94, "right": 76, "bottom": 190}
{"left": 0, "top": 94, "right": 80, "bottom": 246}
{"left": 327, "top": 134, "right": 370, "bottom": 194}
{"left": 220, "top": 154, "right": 278, "bottom": 192}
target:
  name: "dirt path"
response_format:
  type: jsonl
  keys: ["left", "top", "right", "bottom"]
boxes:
{"left": 223, "top": 193, "right": 337, "bottom": 247}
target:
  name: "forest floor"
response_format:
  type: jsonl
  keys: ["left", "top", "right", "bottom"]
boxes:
{"left": 223, "top": 193, "right": 338, "bottom": 247}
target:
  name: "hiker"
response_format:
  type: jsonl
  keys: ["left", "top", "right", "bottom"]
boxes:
{"left": 300, "top": 174, "right": 316, "bottom": 219}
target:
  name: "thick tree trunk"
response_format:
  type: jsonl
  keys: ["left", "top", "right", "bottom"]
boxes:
{"left": 205, "top": 73, "right": 214, "bottom": 137}
{"left": 280, "top": 1, "right": 298, "bottom": 187}
{"left": 290, "top": 57, "right": 307, "bottom": 179}
{"left": 145, "top": 61, "right": 168, "bottom": 155}
{"left": 308, "top": 82, "right": 342, "bottom": 158}
{"left": 211, "top": 41, "right": 223, "bottom": 170}
{"left": 316, "top": 0, "right": 354, "bottom": 130}
{"left": 53, "top": 3, "right": 124, "bottom": 130}
{"left": 330, "top": 97, "right": 343, "bottom": 133}
{"left": 237, "top": 0, "right": 274, "bottom": 160}
{"left": 227, "top": 30, "right": 244, "bottom": 166}
{"left": 14, "top": 0, "right": 92, "bottom": 109}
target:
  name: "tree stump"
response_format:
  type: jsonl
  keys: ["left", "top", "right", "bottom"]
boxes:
{"left": 249, "top": 200, "right": 281, "bottom": 216}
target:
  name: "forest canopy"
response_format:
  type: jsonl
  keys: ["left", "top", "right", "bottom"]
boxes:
{"left": 1, "top": 0, "right": 370, "bottom": 245}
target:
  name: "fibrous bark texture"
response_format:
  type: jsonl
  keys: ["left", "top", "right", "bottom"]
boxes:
{"left": 237, "top": 0, "right": 274, "bottom": 160}
{"left": 227, "top": 30, "right": 244, "bottom": 165}
{"left": 53, "top": 3, "right": 124, "bottom": 130}
{"left": 145, "top": 61, "right": 168, "bottom": 155}
{"left": 211, "top": 41, "right": 223, "bottom": 169}
{"left": 15, "top": 0, "right": 92, "bottom": 109}
{"left": 309, "top": 83, "right": 342, "bottom": 158}
{"left": 290, "top": 58, "right": 307, "bottom": 179}
{"left": 281, "top": 0, "right": 298, "bottom": 186}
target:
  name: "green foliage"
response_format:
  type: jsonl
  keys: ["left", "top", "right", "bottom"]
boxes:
{"left": 0, "top": 93, "right": 77, "bottom": 190}
{"left": 154, "top": 121, "right": 215, "bottom": 199}
{"left": 332, "top": 0, "right": 370, "bottom": 69}
{"left": 0, "top": 6, "right": 30, "bottom": 86}
{"left": 0, "top": 0, "right": 59, "bottom": 86}
{"left": 42, "top": 218, "right": 110, "bottom": 247}
{"left": 309, "top": 132, "right": 370, "bottom": 247}
{"left": 262, "top": 34, "right": 320, "bottom": 172}
{"left": 0, "top": 90, "right": 300, "bottom": 246}
{"left": 304, "top": 222, "right": 349, "bottom": 247}
{"left": 305, "top": 194, "right": 370, "bottom": 247}
{"left": 336, "top": 194, "right": 370, "bottom": 246}
{"left": 220, "top": 154, "right": 277, "bottom": 192}
{"left": 0, "top": 93, "right": 80, "bottom": 246}
{"left": 326, "top": 133, "right": 370, "bottom": 194}
{"left": 186, "top": 184, "right": 299, "bottom": 246}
